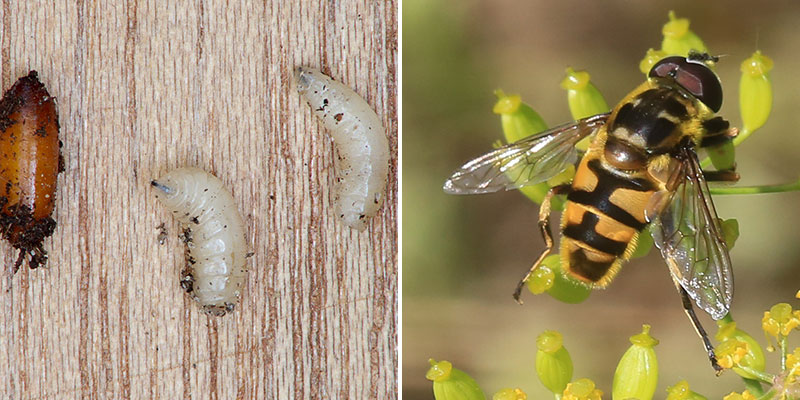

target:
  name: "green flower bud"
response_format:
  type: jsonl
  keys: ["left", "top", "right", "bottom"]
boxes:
{"left": 715, "top": 320, "right": 766, "bottom": 380}
{"left": 427, "top": 359, "right": 486, "bottom": 400}
{"left": 527, "top": 262, "right": 555, "bottom": 295}
{"left": 640, "top": 48, "right": 669, "bottom": 75}
{"left": 707, "top": 140, "right": 736, "bottom": 173}
{"left": 630, "top": 227, "right": 654, "bottom": 259}
{"left": 560, "top": 67, "right": 610, "bottom": 125}
{"left": 492, "top": 388, "right": 527, "bottom": 400}
{"left": 720, "top": 218, "right": 739, "bottom": 249}
{"left": 612, "top": 325, "right": 659, "bottom": 400}
{"left": 493, "top": 90, "right": 548, "bottom": 144}
{"left": 661, "top": 11, "right": 707, "bottom": 56}
{"left": 666, "top": 380, "right": 708, "bottom": 400}
{"left": 739, "top": 51, "right": 773, "bottom": 135}
{"left": 536, "top": 330, "right": 574, "bottom": 394}
{"left": 560, "top": 67, "right": 609, "bottom": 151}
{"left": 526, "top": 255, "right": 592, "bottom": 303}
{"left": 493, "top": 90, "right": 553, "bottom": 205}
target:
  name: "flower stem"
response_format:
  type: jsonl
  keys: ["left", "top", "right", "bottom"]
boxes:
{"left": 756, "top": 388, "right": 778, "bottom": 400}
{"left": 733, "top": 366, "right": 775, "bottom": 384}
{"left": 780, "top": 336, "right": 788, "bottom": 372}
{"left": 709, "top": 180, "right": 800, "bottom": 195}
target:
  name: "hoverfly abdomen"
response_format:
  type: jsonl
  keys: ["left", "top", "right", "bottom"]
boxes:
{"left": 563, "top": 152, "right": 657, "bottom": 286}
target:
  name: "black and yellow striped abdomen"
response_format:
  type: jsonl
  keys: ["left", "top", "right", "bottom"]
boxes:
{"left": 560, "top": 144, "right": 659, "bottom": 286}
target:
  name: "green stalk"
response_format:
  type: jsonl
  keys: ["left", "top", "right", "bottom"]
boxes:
{"left": 730, "top": 366, "right": 774, "bottom": 384}
{"left": 732, "top": 128, "right": 754, "bottom": 148}
{"left": 709, "top": 179, "right": 800, "bottom": 195}
{"left": 780, "top": 336, "right": 788, "bottom": 372}
{"left": 756, "top": 388, "right": 778, "bottom": 400}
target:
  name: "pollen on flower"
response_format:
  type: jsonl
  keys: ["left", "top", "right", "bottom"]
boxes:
{"left": 722, "top": 391, "right": 757, "bottom": 400}
{"left": 716, "top": 338, "right": 748, "bottom": 369}
{"left": 762, "top": 303, "right": 800, "bottom": 338}
{"left": 562, "top": 378, "right": 603, "bottom": 400}
{"left": 787, "top": 348, "right": 800, "bottom": 379}
{"left": 492, "top": 387, "right": 527, "bottom": 400}
{"left": 665, "top": 380, "right": 691, "bottom": 400}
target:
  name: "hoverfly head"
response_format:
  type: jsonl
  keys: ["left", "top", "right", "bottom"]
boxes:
{"left": 649, "top": 55, "right": 723, "bottom": 113}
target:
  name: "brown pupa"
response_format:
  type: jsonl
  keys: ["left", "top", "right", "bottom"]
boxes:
{"left": 0, "top": 71, "right": 62, "bottom": 272}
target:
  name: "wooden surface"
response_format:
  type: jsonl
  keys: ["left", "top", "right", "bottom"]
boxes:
{"left": 0, "top": 1, "right": 397, "bottom": 399}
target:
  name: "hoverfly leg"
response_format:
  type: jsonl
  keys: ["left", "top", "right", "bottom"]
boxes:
{"left": 675, "top": 281, "right": 723, "bottom": 374}
{"left": 699, "top": 116, "right": 737, "bottom": 148}
{"left": 702, "top": 170, "right": 740, "bottom": 183}
{"left": 513, "top": 184, "right": 571, "bottom": 304}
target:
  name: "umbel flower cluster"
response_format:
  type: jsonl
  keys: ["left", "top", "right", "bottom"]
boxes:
{"left": 427, "top": 304, "right": 800, "bottom": 399}
{"left": 428, "top": 10, "right": 800, "bottom": 400}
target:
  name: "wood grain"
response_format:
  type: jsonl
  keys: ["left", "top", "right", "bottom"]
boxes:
{"left": 0, "top": 1, "right": 398, "bottom": 399}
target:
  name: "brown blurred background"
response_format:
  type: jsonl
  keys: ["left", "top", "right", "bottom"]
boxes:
{"left": 403, "top": 0, "right": 800, "bottom": 398}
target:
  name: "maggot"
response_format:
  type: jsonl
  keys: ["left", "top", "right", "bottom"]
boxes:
{"left": 151, "top": 167, "right": 248, "bottom": 316}
{"left": 295, "top": 66, "right": 389, "bottom": 231}
{"left": 0, "top": 71, "right": 62, "bottom": 272}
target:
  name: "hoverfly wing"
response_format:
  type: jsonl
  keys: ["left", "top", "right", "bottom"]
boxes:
{"left": 649, "top": 146, "right": 733, "bottom": 320}
{"left": 443, "top": 113, "right": 610, "bottom": 194}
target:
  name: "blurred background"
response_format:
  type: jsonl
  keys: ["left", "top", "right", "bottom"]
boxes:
{"left": 403, "top": 0, "right": 800, "bottom": 398}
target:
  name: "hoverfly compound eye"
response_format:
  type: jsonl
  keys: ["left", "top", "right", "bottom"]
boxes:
{"left": 649, "top": 56, "right": 723, "bottom": 112}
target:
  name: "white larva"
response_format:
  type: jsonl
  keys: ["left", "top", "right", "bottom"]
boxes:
{"left": 295, "top": 66, "right": 389, "bottom": 231}
{"left": 151, "top": 167, "right": 248, "bottom": 316}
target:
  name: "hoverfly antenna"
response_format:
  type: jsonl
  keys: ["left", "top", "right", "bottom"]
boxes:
{"left": 687, "top": 51, "right": 721, "bottom": 65}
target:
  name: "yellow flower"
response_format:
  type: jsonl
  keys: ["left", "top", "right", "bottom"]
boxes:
{"left": 722, "top": 391, "right": 756, "bottom": 400}
{"left": 665, "top": 380, "right": 708, "bottom": 400}
{"left": 492, "top": 388, "right": 526, "bottom": 400}
{"left": 787, "top": 347, "right": 800, "bottom": 379}
{"left": 562, "top": 378, "right": 603, "bottom": 400}
{"left": 762, "top": 303, "right": 800, "bottom": 338}
{"left": 715, "top": 320, "right": 765, "bottom": 380}
{"left": 715, "top": 338, "right": 748, "bottom": 370}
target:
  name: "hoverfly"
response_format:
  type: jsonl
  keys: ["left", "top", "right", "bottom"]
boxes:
{"left": 444, "top": 55, "right": 738, "bottom": 372}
